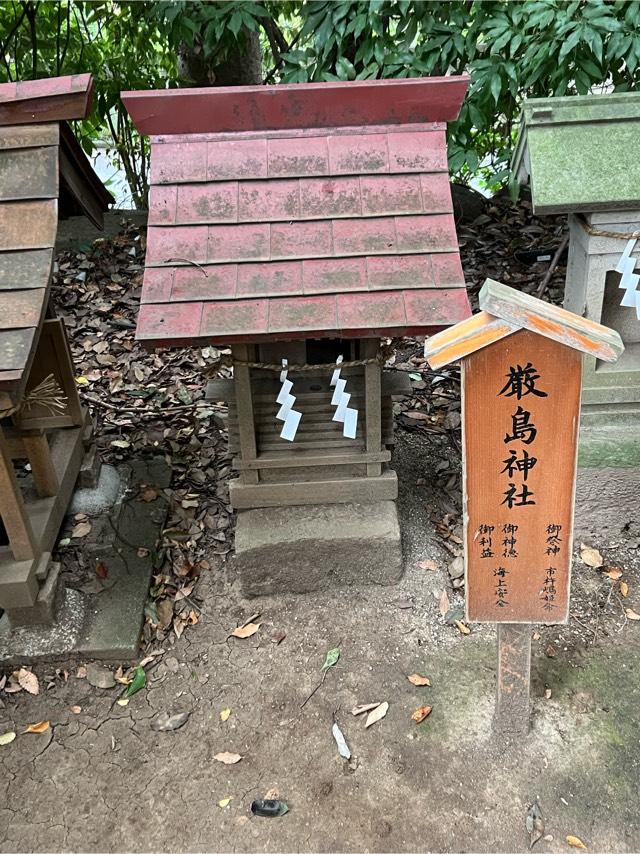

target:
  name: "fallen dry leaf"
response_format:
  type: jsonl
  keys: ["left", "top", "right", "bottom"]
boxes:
{"left": 417, "top": 560, "right": 439, "bottom": 572}
{"left": 24, "top": 720, "right": 49, "bottom": 734}
{"left": 116, "top": 698, "right": 130, "bottom": 707}
{"left": 352, "top": 702, "right": 381, "bottom": 716}
{"left": 407, "top": 673, "right": 431, "bottom": 687}
{"left": 439, "top": 589, "right": 451, "bottom": 618}
{"left": 0, "top": 732, "right": 16, "bottom": 746}
{"left": 95, "top": 562, "right": 108, "bottom": 579}
{"left": 138, "top": 486, "right": 159, "bottom": 502}
{"left": 526, "top": 802, "right": 545, "bottom": 849}
{"left": 620, "top": 581, "right": 629, "bottom": 598}
{"left": 455, "top": 620, "right": 471, "bottom": 635}
{"left": 76, "top": 666, "right": 87, "bottom": 679}
{"left": 411, "top": 705, "right": 433, "bottom": 723}
{"left": 364, "top": 701, "right": 389, "bottom": 728}
{"left": 4, "top": 677, "right": 22, "bottom": 694}
{"left": 404, "top": 410, "right": 430, "bottom": 421}
{"left": 70, "top": 706, "right": 82, "bottom": 715}
{"left": 220, "top": 708, "right": 231, "bottom": 722}
{"left": 603, "top": 567, "right": 622, "bottom": 580}
{"left": 114, "top": 666, "right": 129, "bottom": 685}
{"left": 71, "top": 520, "right": 92, "bottom": 538}
{"left": 16, "top": 668, "right": 39, "bottom": 695}
{"left": 625, "top": 608, "right": 640, "bottom": 621}
{"left": 566, "top": 835, "right": 587, "bottom": 850}
{"left": 156, "top": 599, "right": 174, "bottom": 631}
{"left": 265, "top": 787, "right": 280, "bottom": 800}
{"left": 214, "top": 751, "right": 242, "bottom": 765}
{"left": 231, "top": 622, "right": 260, "bottom": 639}
{"left": 151, "top": 711, "right": 190, "bottom": 732}
{"left": 218, "top": 798, "right": 232, "bottom": 808}
{"left": 580, "top": 543, "right": 603, "bottom": 568}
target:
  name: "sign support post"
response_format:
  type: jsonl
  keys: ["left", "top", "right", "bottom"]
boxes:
{"left": 425, "top": 279, "right": 624, "bottom": 735}
{"left": 496, "top": 623, "right": 532, "bottom": 735}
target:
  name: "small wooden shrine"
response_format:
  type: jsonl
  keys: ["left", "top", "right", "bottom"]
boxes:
{"left": 512, "top": 92, "right": 640, "bottom": 425}
{"left": 0, "top": 74, "right": 112, "bottom": 628}
{"left": 123, "top": 77, "right": 471, "bottom": 514}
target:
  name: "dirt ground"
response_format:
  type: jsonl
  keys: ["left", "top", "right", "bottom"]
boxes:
{"left": 1, "top": 428, "right": 640, "bottom": 854}
{"left": 2, "top": 204, "right": 638, "bottom": 853}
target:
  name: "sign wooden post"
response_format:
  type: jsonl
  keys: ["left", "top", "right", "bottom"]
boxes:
{"left": 425, "top": 279, "right": 624, "bottom": 735}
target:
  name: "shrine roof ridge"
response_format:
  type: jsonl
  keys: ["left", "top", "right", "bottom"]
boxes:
{"left": 122, "top": 75, "right": 469, "bottom": 136}
{"left": 424, "top": 279, "right": 624, "bottom": 369}
{"left": 0, "top": 74, "right": 93, "bottom": 126}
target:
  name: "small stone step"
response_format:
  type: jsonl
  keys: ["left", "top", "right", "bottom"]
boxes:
{"left": 82, "top": 418, "right": 94, "bottom": 448}
{"left": 78, "top": 444, "right": 102, "bottom": 490}
{"left": 7, "top": 561, "right": 65, "bottom": 629}
{"left": 35, "top": 551, "right": 52, "bottom": 581}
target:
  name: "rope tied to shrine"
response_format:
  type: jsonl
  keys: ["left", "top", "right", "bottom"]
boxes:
{"left": 203, "top": 342, "right": 396, "bottom": 376}
{"left": 231, "top": 353, "right": 387, "bottom": 372}
{"left": 0, "top": 374, "right": 68, "bottom": 421}
{"left": 578, "top": 217, "right": 640, "bottom": 241}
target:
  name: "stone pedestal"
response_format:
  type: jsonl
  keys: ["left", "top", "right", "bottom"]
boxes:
{"left": 575, "top": 423, "right": 640, "bottom": 538}
{"left": 565, "top": 211, "right": 640, "bottom": 424}
{"left": 233, "top": 500, "right": 403, "bottom": 596}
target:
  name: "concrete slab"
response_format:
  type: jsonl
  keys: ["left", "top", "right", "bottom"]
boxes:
{"left": 233, "top": 500, "right": 403, "bottom": 596}
{"left": 0, "top": 588, "right": 86, "bottom": 660}
{"left": 0, "top": 458, "right": 170, "bottom": 665}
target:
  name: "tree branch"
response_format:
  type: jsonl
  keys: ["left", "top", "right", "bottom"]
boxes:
{"left": 0, "top": 3, "right": 28, "bottom": 77}
{"left": 22, "top": 1, "right": 39, "bottom": 78}
{"left": 60, "top": 1, "right": 72, "bottom": 71}
{"left": 262, "top": 15, "right": 288, "bottom": 68}
{"left": 262, "top": 25, "right": 301, "bottom": 84}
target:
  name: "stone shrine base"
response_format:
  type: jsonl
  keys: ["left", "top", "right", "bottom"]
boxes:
{"left": 0, "top": 458, "right": 170, "bottom": 666}
{"left": 575, "top": 422, "right": 640, "bottom": 538}
{"left": 233, "top": 500, "right": 402, "bottom": 597}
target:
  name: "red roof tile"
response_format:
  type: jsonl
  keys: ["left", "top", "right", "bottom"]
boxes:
{"left": 124, "top": 77, "right": 471, "bottom": 346}
{"left": 0, "top": 74, "right": 111, "bottom": 396}
{"left": 0, "top": 74, "right": 93, "bottom": 125}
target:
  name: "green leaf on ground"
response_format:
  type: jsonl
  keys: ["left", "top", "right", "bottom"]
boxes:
{"left": 321, "top": 647, "right": 340, "bottom": 672}
{"left": 125, "top": 666, "right": 147, "bottom": 697}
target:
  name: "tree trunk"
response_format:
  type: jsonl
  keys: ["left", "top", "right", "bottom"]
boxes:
{"left": 178, "top": 27, "right": 263, "bottom": 87}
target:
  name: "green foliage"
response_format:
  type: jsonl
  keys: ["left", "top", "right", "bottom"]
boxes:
{"left": 279, "top": 0, "right": 640, "bottom": 190}
{"left": 1, "top": 0, "right": 638, "bottom": 201}
{"left": 0, "top": 1, "right": 177, "bottom": 207}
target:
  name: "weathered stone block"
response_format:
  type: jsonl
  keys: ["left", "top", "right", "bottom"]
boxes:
{"left": 575, "top": 424, "right": 639, "bottom": 536}
{"left": 77, "top": 444, "right": 102, "bottom": 490}
{"left": 233, "top": 500, "right": 403, "bottom": 596}
{"left": 0, "top": 555, "right": 39, "bottom": 608}
{"left": 7, "top": 561, "right": 64, "bottom": 628}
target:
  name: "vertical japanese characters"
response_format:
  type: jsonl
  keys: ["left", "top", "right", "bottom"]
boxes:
{"left": 475, "top": 361, "right": 559, "bottom": 612}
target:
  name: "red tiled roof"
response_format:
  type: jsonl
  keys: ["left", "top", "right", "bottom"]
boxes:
{"left": 0, "top": 74, "right": 111, "bottom": 396}
{"left": 123, "top": 77, "right": 471, "bottom": 346}
{"left": 0, "top": 73, "right": 93, "bottom": 125}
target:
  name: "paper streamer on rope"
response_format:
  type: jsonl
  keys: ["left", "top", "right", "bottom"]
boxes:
{"left": 616, "top": 238, "right": 640, "bottom": 319}
{"left": 275, "top": 359, "right": 301, "bottom": 441}
{"left": 330, "top": 356, "right": 358, "bottom": 439}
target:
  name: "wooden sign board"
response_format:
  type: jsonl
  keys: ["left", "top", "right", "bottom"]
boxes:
{"left": 425, "top": 279, "right": 624, "bottom": 733}
{"left": 463, "top": 328, "right": 582, "bottom": 623}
